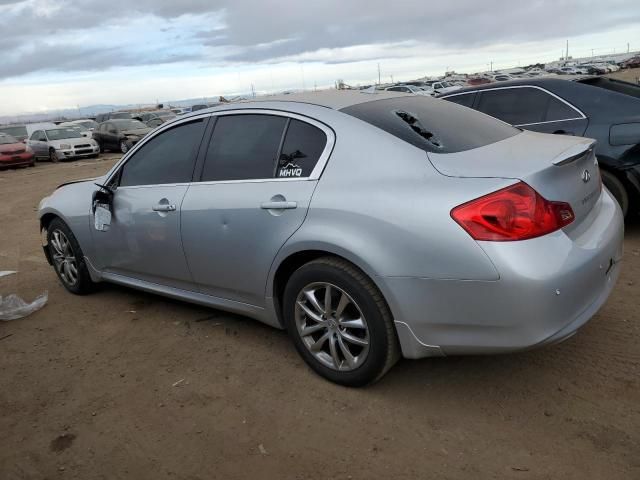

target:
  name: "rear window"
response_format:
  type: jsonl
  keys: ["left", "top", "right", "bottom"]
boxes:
{"left": 340, "top": 96, "right": 519, "bottom": 154}
{"left": 577, "top": 77, "right": 640, "bottom": 99}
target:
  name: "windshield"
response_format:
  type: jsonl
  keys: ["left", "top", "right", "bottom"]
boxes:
{"left": 0, "top": 126, "right": 27, "bottom": 137}
{"left": 440, "top": 82, "right": 452, "bottom": 87}
{"left": 0, "top": 134, "right": 18, "bottom": 144}
{"left": 46, "top": 128, "right": 84, "bottom": 140}
{"left": 112, "top": 119, "right": 148, "bottom": 130}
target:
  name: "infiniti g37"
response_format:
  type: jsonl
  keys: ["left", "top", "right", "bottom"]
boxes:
{"left": 38, "top": 92, "right": 623, "bottom": 386}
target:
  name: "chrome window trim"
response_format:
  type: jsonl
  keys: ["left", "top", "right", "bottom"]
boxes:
{"left": 104, "top": 108, "right": 335, "bottom": 187}
{"left": 195, "top": 108, "right": 335, "bottom": 183}
{"left": 441, "top": 85, "right": 587, "bottom": 125}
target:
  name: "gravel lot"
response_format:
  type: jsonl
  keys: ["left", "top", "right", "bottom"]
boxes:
{"left": 1, "top": 156, "right": 639, "bottom": 479}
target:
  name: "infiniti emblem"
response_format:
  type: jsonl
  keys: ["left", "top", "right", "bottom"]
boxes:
{"left": 582, "top": 169, "right": 591, "bottom": 183}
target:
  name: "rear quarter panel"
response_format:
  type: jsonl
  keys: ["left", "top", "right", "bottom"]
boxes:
{"left": 271, "top": 110, "right": 507, "bottom": 285}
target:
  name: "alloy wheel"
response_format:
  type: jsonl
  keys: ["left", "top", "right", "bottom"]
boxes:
{"left": 294, "top": 282, "right": 370, "bottom": 371}
{"left": 120, "top": 141, "right": 129, "bottom": 154}
{"left": 50, "top": 229, "right": 78, "bottom": 286}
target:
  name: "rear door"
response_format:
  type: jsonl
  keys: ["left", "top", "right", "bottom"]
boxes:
{"left": 28, "top": 131, "right": 47, "bottom": 157}
{"left": 475, "top": 86, "right": 589, "bottom": 136}
{"left": 181, "top": 112, "right": 333, "bottom": 306}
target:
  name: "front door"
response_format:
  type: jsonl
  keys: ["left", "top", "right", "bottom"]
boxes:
{"left": 90, "top": 118, "right": 208, "bottom": 290}
{"left": 181, "top": 113, "right": 332, "bottom": 306}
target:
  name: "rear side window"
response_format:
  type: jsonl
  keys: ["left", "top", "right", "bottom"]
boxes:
{"left": 444, "top": 93, "right": 476, "bottom": 108}
{"left": 341, "top": 96, "right": 518, "bottom": 154}
{"left": 276, "top": 119, "right": 327, "bottom": 178}
{"left": 202, "top": 114, "right": 287, "bottom": 181}
{"left": 119, "top": 120, "right": 205, "bottom": 187}
{"left": 476, "top": 87, "right": 578, "bottom": 125}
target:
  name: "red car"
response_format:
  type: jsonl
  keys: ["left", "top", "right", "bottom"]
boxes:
{"left": 0, "top": 133, "right": 35, "bottom": 169}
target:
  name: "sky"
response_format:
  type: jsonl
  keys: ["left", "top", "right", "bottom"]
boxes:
{"left": 0, "top": 0, "right": 639, "bottom": 115}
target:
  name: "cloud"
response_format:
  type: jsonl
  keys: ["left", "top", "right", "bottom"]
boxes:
{"left": 1, "top": 0, "right": 639, "bottom": 81}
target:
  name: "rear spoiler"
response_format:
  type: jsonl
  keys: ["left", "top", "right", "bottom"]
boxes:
{"left": 552, "top": 141, "right": 596, "bottom": 166}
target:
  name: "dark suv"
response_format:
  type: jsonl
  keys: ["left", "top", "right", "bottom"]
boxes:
{"left": 439, "top": 77, "right": 640, "bottom": 217}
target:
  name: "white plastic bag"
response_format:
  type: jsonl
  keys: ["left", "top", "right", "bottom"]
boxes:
{"left": 0, "top": 291, "right": 48, "bottom": 321}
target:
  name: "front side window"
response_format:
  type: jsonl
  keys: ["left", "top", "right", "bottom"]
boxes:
{"left": 201, "top": 114, "right": 287, "bottom": 181}
{"left": 119, "top": 120, "right": 205, "bottom": 187}
{"left": 476, "top": 87, "right": 578, "bottom": 125}
{"left": 276, "top": 119, "right": 327, "bottom": 178}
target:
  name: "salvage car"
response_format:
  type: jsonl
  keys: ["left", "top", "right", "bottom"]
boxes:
{"left": 0, "top": 133, "right": 35, "bottom": 168}
{"left": 135, "top": 110, "right": 177, "bottom": 128}
{"left": 95, "top": 111, "right": 132, "bottom": 123}
{"left": 27, "top": 127, "right": 100, "bottom": 162}
{"left": 439, "top": 77, "right": 640, "bottom": 217}
{"left": 0, "top": 124, "right": 29, "bottom": 143}
{"left": 93, "top": 119, "right": 152, "bottom": 153}
{"left": 38, "top": 91, "right": 623, "bottom": 386}
{"left": 60, "top": 119, "right": 99, "bottom": 138}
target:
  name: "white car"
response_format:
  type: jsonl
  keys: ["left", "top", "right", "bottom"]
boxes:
{"left": 27, "top": 126, "right": 100, "bottom": 162}
{"left": 559, "top": 66, "right": 587, "bottom": 75}
{"left": 60, "top": 119, "right": 99, "bottom": 138}
{"left": 385, "top": 85, "right": 433, "bottom": 96}
{"left": 422, "top": 81, "right": 462, "bottom": 94}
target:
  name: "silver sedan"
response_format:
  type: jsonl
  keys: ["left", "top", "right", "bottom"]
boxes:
{"left": 38, "top": 91, "right": 623, "bottom": 386}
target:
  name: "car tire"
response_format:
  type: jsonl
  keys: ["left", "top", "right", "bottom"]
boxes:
{"left": 49, "top": 148, "right": 59, "bottom": 163}
{"left": 120, "top": 140, "right": 131, "bottom": 154}
{"left": 283, "top": 256, "right": 399, "bottom": 387}
{"left": 601, "top": 170, "right": 629, "bottom": 218}
{"left": 47, "top": 218, "right": 95, "bottom": 295}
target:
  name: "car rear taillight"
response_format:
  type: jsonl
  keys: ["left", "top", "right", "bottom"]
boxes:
{"left": 451, "top": 182, "right": 575, "bottom": 241}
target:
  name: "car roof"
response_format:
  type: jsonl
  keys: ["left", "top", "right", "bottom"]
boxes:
{"left": 185, "top": 90, "right": 414, "bottom": 116}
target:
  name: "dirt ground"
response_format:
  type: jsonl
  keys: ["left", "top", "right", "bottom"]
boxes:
{"left": 0, "top": 155, "right": 639, "bottom": 480}
{"left": 607, "top": 66, "right": 640, "bottom": 83}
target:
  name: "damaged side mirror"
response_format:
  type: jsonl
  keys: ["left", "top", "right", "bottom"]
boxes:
{"left": 92, "top": 183, "right": 114, "bottom": 232}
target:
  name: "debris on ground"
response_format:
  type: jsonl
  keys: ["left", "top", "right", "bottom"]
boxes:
{"left": 0, "top": 271, "right": 17, "bottom": 278}
{"left": 0, "top": 291, "right": 48, "bottom": 321}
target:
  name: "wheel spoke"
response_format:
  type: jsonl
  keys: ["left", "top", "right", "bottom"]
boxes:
{"left": 323, "top": 284, "right": 332, "bottom": 316}
{"left": 339, "top": 330, "right": 368, "bottom": 347}
{"left": 335, "top": 292, "right": 350, "bottom": 319}
{"left": 310, "top": 331, "right": 330, "bottom": 352}
{"left": 328, "top": 333, "right": 340, "bottom": 369}
{"left": 303, "top": 290, "right": 324, "bottom": 317}
{"left": 297, "top": 301, "right": 324, "bottom": 323}
{"left": 337, "top": 334, "right": 356, "bottom": 368}
{"left": 300, "top": 321, "right": 326, "bottom": 337}
{"left": 339, "top": 317, "right": 366, "bottom": 329}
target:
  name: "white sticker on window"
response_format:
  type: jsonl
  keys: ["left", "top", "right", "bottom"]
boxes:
{"left": 278, "top": 162, "right": 303, "bottom": 178}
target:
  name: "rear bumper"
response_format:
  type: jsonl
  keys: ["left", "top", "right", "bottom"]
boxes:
{"left": 382, "top": 189, "right": 624, "bottom": 359}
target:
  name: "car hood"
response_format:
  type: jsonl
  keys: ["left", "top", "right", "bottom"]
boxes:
{"left": 122, "top": 128, "right": 151, "bottom": 136}
{"left": 0, "top": 142, "right": 27, "bottom": 153}
{"left": 50, "top": 137, "right": 94, "bottom": 148}
{"left": 56, "top": 176, "right": 99, "bottom": 190}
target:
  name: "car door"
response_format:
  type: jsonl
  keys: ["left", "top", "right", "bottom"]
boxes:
{"left": 90, "top": 118, "right": 208, "bottom": 290}
{"left": 181, "top": 112, "right": 333, "bottom": 307}
{"left": 28, "top": 130, "right": 47, "bottom": 157}
{"left": 474, "top": 86, "right": 588, "bottom": 136}
{"left": 103, "top": 122, "right": 120, "bottom": 150}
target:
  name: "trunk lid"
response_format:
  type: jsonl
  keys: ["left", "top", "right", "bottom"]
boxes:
{"left": 427, "top": 130, "right": 601, "bottom": 223}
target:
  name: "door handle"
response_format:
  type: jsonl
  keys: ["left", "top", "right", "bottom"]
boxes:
{"left": 152, "top": 204, "right": 176, "bottom": 212}
{"left": 260, "top": 201, "right": 297, "bottom": 210}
